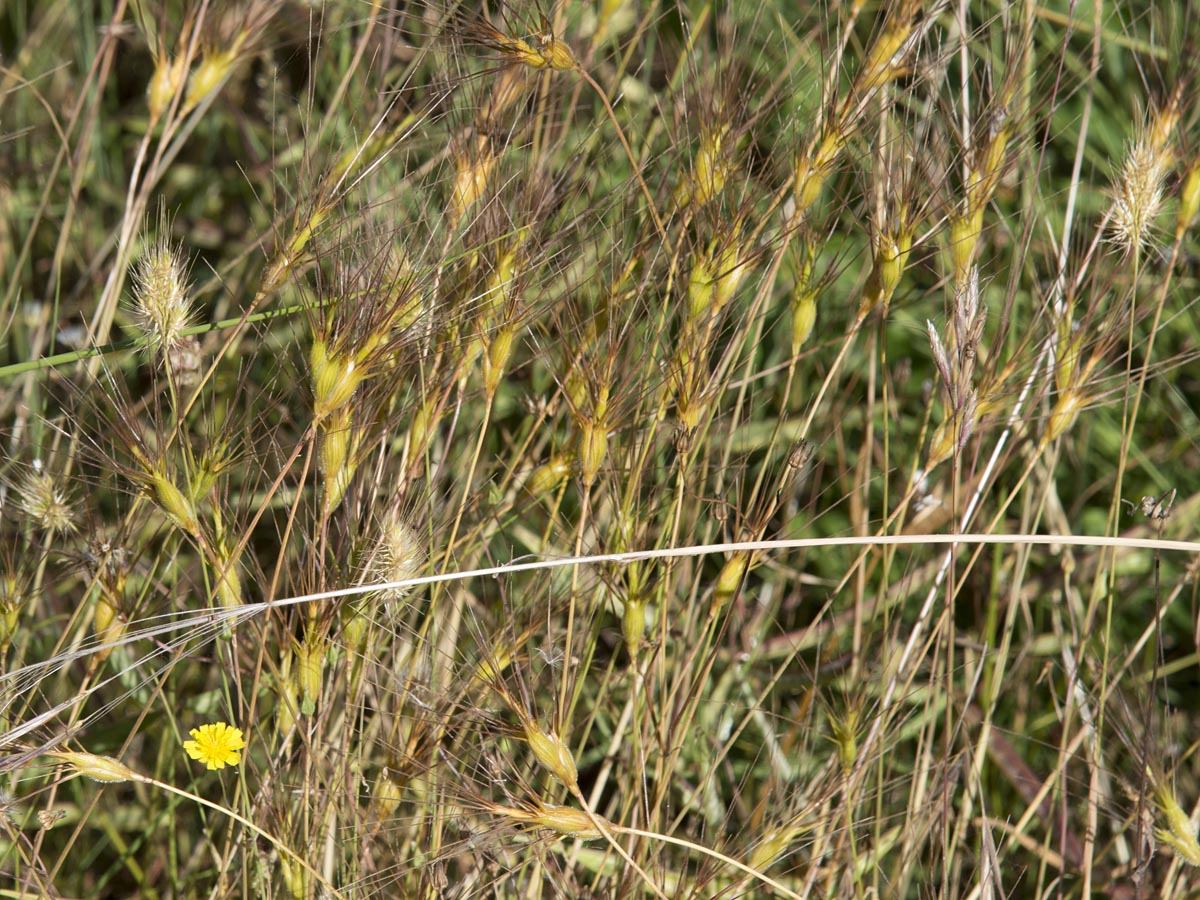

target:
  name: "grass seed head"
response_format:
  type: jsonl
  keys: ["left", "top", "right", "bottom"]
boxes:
{"left": 713, "top": 551, "right": 750, "bottom": 613}
{"left": 16, "top": 464, "right": 76, "bottom": 534}
{"left": 0, "top": 572, "right": 30, "bottom": 654}
{"left": 131, "top": 229, "right": 194, "bottom": 362}
{"left": 525, "top": 453, "right": 575, "bottom": 498}
{"left": 148, "top": 51, "right": 187, "bottom": 121}
{"left": 318, "top": 408, "right": 357, "bottom": 514}
{"left": 1110, "top": 112, "right": 1176, "bottom": 256}
{"left": 297, "top": 630, "right": 326, "bottom": 716}
{"left": 48, "top": 751, "right": 138, "bottom": 784}
{"left": 524, "top": 720, "right": 579, "bottom": 790}
{"left": 148, "top": 467, "right": 202, "bottom": 539}
{"left": 529, "top": 803, "right": 602, "bottom": 838}
{"left": 310, "top": 338, "right": 366, "bottom": 421}
{"left": 622, "top": 594, "right": 647, "bottom": 659}
{"left": 361, "top": 512, "right": 426, "bottom": 604}
{"left": 1151, "top": 774, "right": 1200, "bottom": 866}
{"left": 1176, "top": 155, "right": 1200, "bottom": 240}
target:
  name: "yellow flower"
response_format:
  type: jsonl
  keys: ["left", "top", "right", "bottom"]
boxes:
{"left": 183, "top": 722, "right": 246, "bottom": 770}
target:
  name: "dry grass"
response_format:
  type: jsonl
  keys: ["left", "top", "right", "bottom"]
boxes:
{"left": 3, "top": 1, "right": 1200, "bottom": 897}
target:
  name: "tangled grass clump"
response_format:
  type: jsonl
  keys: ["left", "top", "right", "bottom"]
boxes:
{"left": 3, "top": 1, "right": 1200, "bottom": 897}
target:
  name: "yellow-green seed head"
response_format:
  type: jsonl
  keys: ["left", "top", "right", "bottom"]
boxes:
{"left": 0, "top": 574, "right": 29, "bottom": 654}
{"left": 525, "top": 721, "right": 579, "bottom": 790}
{"left": 1153, "top": 776, "right": 1200, "bottom": 866}
{"left": 949, "top": 209, "right": 984, "bottom": 283}
{"left": 318, "top": 408, "right": 356, "bottom": 513}
{"left": 790, "top": 287, "right": 817, "bottom": 355}
{"left": 713, "top": 551, "right": 750, "bottom": 612}
{"left": 310, "top": 339, "right": 366, "bottom": 420}
{"left": 149, "top": 469, "right": 201, "bottom": 538}
{"left": 1177, "top": 157, "right": 1200, "bottom": 240}
{"left": 525, "top": 453, "right": 575, "bottom": 498}
{"left": 370, "top": 767, "right": 405, "bottom": 820}
{"left": 530, "top": 804, "right": 602, "bottom": 838}
{"left": 297, "top": 632, "right": 325, "bottom": 716}
{"left": 1044, "top": 390, "right": 1084, "bottom": 445}
{"left": 184, "top": 46, "right": 238, "bottom": 111}
{"left": 622, "top": 594, "right": 647, "bottom": 659}
{"left": 578, "top": 420, "right": 608, "bottom": 487}
{"left": 828, "top": 703, "right": 863, "bottom": 775}
{"left": 48, "top": 751, "right": 138, "bottom": 785}
{"left": 148, "top": 52, "right": 187, "bottom": 121}
{"left": 278, "top": 854, "right": 311, "bottom": 900}
{"left": 484, "top": 326, "right": 516, "bottom": 396}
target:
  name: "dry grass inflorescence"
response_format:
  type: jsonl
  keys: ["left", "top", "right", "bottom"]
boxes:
{"left": 3, "top": 0, "right": 1200, "bottom": 897}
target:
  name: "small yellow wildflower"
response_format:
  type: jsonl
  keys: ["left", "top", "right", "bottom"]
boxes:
{"left": 183, "top": 722, "right": 246, "bottom": 770}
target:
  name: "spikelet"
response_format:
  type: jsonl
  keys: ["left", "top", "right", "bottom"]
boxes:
{"left": 16, "top": 463, "right": 75, "bottom": 534}
{"left": 1150, "top": 768, "right": 1200, "bottom": 866}
{"left": 318, "top": 407, "right": 357, "bottom": 514}
{"left": 148, "top": 466, "right": 202, "bottom": 539}
{"left": 0, "top": 572, "right": 29, "bottom": 655}
{"left": 148, "top": 49, "right": 187, "bottom": 121}
{"left": 524, "top": 719, "right": 579, "bottom": 790}
{"left": 48, "top": 751, "right": 139, "bottom": 784}
{"left": 713, "top": 551, "right": 750, "bottom": 613}
{"left": 210, "top": 509, "right": 243, "bottom": 609}
{"left": 622, "top": 593, "right": 647, "bottom": 659}
{"left": 310, "top": 338, "right": 366, "bottom": 421}
{"left": 857, "top": 223, "right": 911, "bottom": 323}
{"left": 296, "top": 629, "right": 326, "bottom": 716}
{"left": 360, "top": 512, "right": 426, "bottom": 606}
{"left": 1176, "top": 155, "right": 1200, "bottom": 241}
{"left": 131, "top": 225, "right": 194, "bottom": 363}
{"left": 1110, "top": 96, "right": 1179, "bottom": 256}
